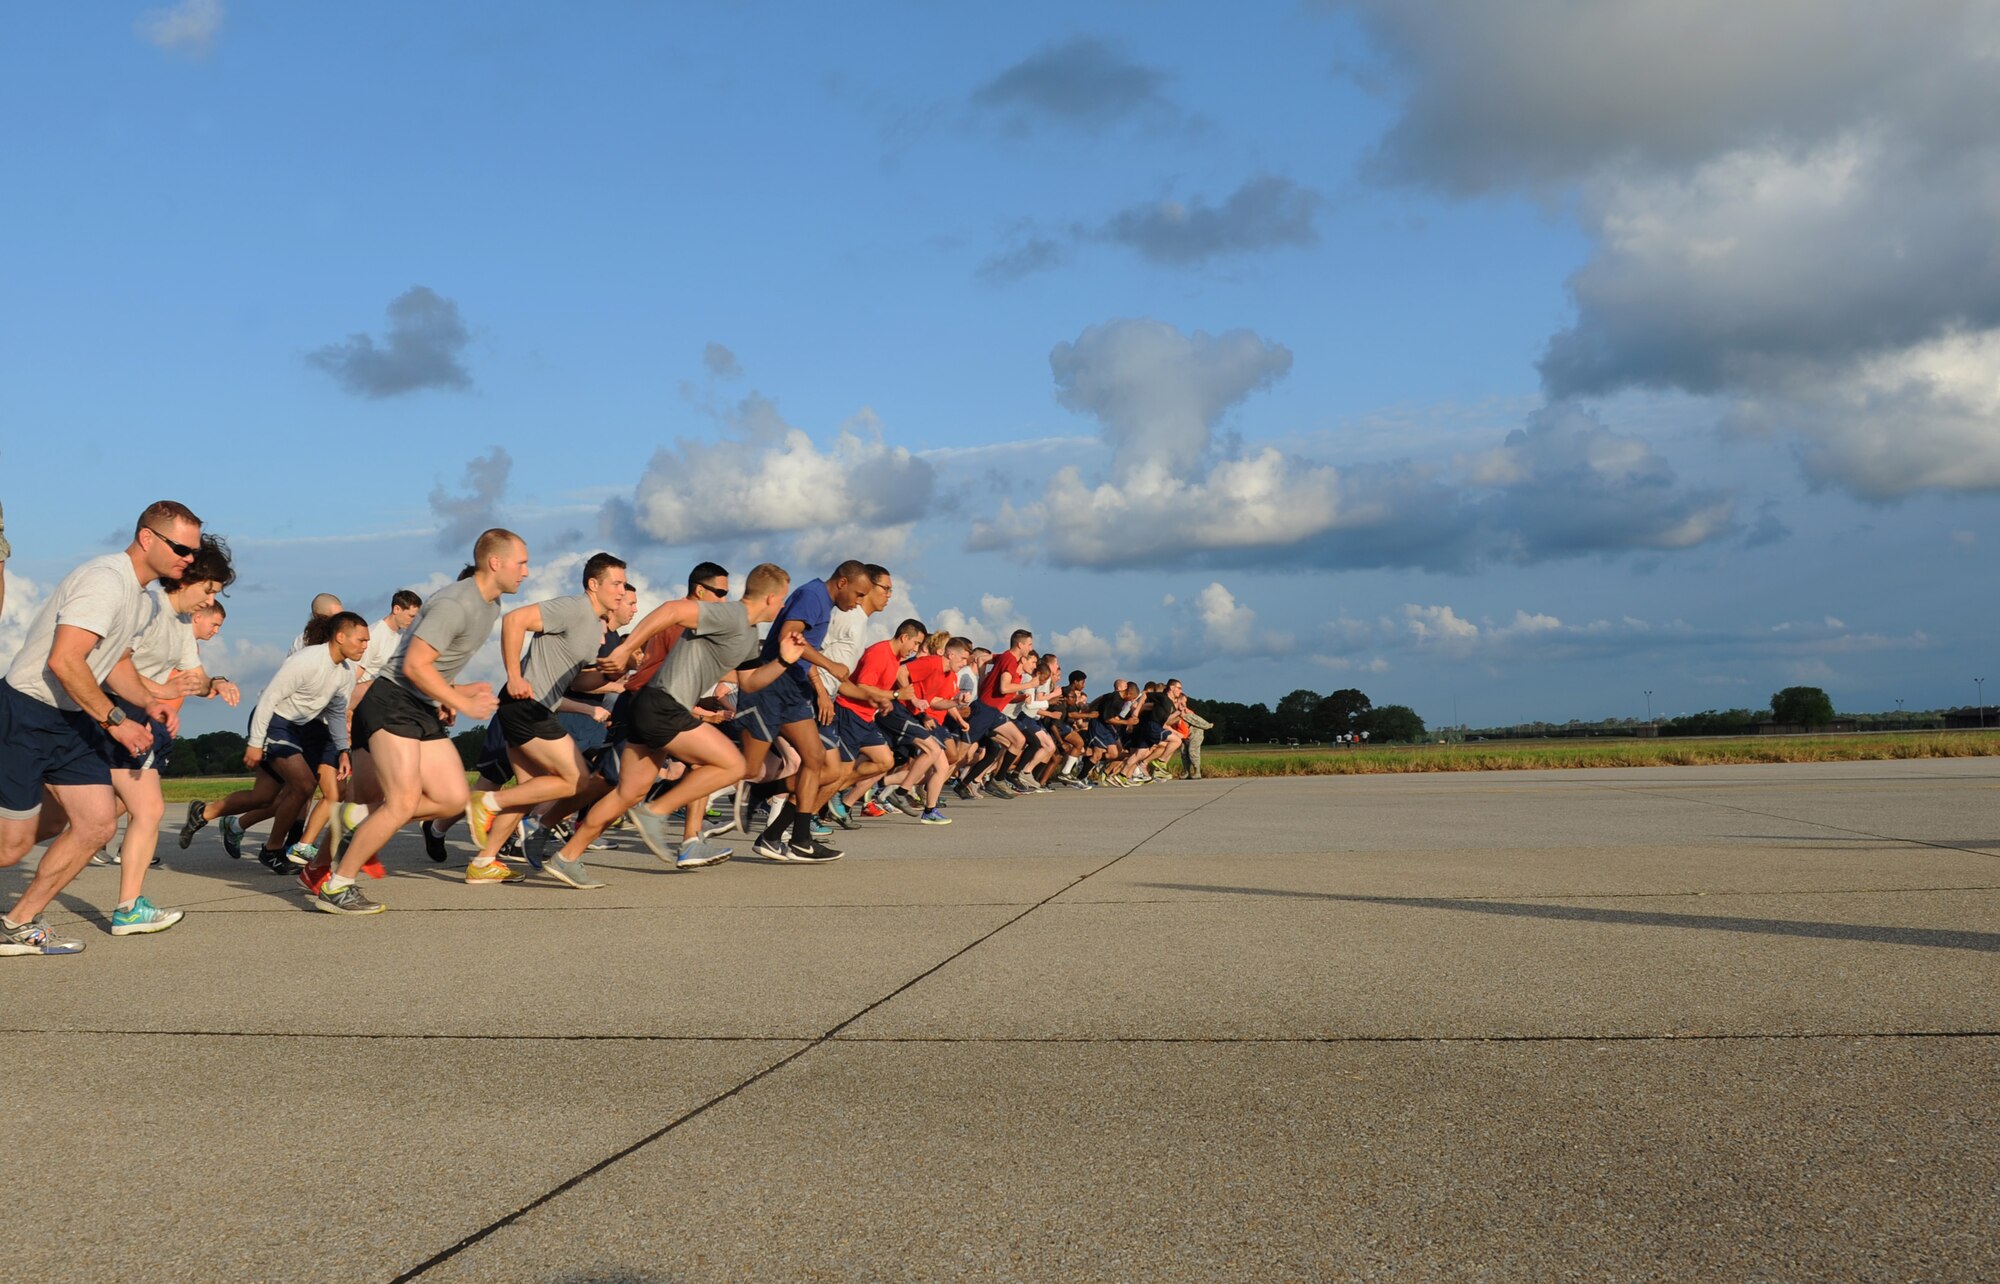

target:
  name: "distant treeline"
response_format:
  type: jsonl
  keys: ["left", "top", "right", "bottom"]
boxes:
{"left": 1187, "top": 688, "right": 1426, "bottom": 745}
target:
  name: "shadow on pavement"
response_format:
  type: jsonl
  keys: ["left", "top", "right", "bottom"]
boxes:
{"left": 1142, "top": 883, "right": 2000, "bottom": 953}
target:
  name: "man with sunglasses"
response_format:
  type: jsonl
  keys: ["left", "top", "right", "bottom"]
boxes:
{"left": 0, "top": 501, "right": 201, "bottom": 955}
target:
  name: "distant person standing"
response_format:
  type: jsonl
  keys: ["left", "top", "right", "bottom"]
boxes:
{"left": 1176, "top": 694, "right": 1213, "bottom": 780}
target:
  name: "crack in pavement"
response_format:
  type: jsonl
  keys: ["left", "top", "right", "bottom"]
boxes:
{"left": 388, "top": 783, "right": 1248, "bottom": 1282}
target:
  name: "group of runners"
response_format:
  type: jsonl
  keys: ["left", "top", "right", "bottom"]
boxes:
{"left": 0, "top": 503, "right": 1215, "bottom": 954}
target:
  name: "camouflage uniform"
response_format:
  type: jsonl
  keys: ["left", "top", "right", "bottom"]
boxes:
{"left": 1178, "top": 706, "right": 1214, "bottom": 779}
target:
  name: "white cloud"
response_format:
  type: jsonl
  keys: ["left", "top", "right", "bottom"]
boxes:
{"left": 1337, "top": 0, "right": 2000, "bottom": 502}
{"left": 975, "top": 320, "right": 1733, "bottom": 571}
{"left": 0, "top": 572, "right": 51, "bottom": 668}
{"left": 608, "top": 397, "right": 936, "bottom": 560}
{"left": 137, "top": 0, "right": 222, "bottom": 56}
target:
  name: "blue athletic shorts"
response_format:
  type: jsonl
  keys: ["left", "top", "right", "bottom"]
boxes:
{"left": 966, "top": 702, "right": 1007, "bottom": 743}
{"left": 0, "top": 682, "right": 110, "bottom": 817}
{"left": 262, "top": 715, "right": 340, "bottom": 777}
{"left": 737, "top": 669, "right": 817, "bottom": 742}
{"left": 833, "top": 705, "right": 887, "bottom": 757}
{"left": 101, "top": 696, "right": 173, "bottom": 773}
{"left": 1086, "top": 722, "right": 1118, "bottom": 750}
{"left": 877, "top": 706, "right": 935, "bottom": 749}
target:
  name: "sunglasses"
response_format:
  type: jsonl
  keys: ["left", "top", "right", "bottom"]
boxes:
{"left": 696, "top": 582, "right": 729, "bottom": 598}
{"left": 147, "top": 528, "right": 198, "bottom": 558}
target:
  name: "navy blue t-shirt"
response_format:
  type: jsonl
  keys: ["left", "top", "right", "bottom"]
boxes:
{"left": 759, "top": 577, "right": 834, "bottom": 679}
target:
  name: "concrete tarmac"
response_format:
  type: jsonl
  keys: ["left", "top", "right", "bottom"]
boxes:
{"left": 5, "top": 759, "right": 1996, "bottom": 1281}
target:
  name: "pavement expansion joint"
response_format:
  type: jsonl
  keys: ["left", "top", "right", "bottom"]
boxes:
{"left": 0, "top": 1027, "right": 808, "bottom": 1043}
{"left": 826, "top": 1030, "right": 2000, "bottom": 1045}
{"left": 386, "top": 784, "right": 1247, "bottom": 1283}
{"left": 1051, "top": 884, "right": 2000, "bottom": 907}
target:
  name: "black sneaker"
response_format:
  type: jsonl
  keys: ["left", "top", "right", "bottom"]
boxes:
{"left": 423, "top": 822, "right": 449, "bottom": 863}
{"left": 787, "top": 838, "right": 844, "bottom": 863}
{"left": 177, "top": 800, "right": 208, "bottom": 850}
{"left": 952, "top": 781, "right": 976, "bottom": 802}
{"left": 498, "top": 832, "right": 523, "bottom": 861}
{"left": 257, "top": 847, "right": 291, "bottom": 875}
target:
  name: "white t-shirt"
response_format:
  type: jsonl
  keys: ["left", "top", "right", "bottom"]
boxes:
{"left": 130, "top": 589, "right": 201, "bottom": 683}
{"left": 356, "top": 616, "right": 402, "bottom": 682}
{"left": 816, "top": 605, "right": 868, "bottom": 695}
{"left": 4, "top": 552, "right": 148, "bottom": 710}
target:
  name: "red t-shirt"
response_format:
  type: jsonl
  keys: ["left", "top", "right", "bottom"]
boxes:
{"left": 903, "top": 653, "right": 952, "bottom": 723}
{"left": 836, "top": 639, "right": 902, "bottom": 722}
{"left": 979, "top": 650, "right": 1023, "bottom": 711}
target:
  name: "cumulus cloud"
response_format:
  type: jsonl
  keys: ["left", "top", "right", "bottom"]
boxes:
{"left": 1051, "top": 318, "right": 1292, "bottom": 480}
{"left": 973, "top": 319, "right": 1731, "bottom": 571}
{"left": 1333, "top": 0, "right": 2000, "bottom": 501}
{"left": 604, "top": 395, "right": 936, "bottom": 561}
{"left": 703, "top": 342, "right": 743, "bottom": 380}
{"left": 978, "top": 235, "right": 1071, "bottom": 284}
{"left": 0, "top": 571, "right": 50, "bottom": 667}
{"left": 429, "top": 446, "right": 511, "bottom": 554}
{"left": 1100, "top": 176, "right": 1323, "bottom": 266}
{"left": 972, "top": 36, "right": 1174, "bottom": 134}
{"left": 308, "top": 286, "right": 473, "bottom": 398}
{"left": 137, "top": 0, "right": 222, "bottom": 56}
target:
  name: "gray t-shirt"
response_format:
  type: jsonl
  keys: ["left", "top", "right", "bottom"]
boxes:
{"left": 519, "top": 594, "right": 605, "bottom": 710}
{"left": 383, "top": 577, "right": 500, "bottom": 690}
{"left": 652, "top": 601, "right": 762, "bottom": 709}
{"left": 357, "top": 616, "right": 402, "bottom": 682}
{"left": 5, "top": 552, "right": 147, "bottom": 710}
{"left": 130, "top": 589, "right": 201, "bottom": 683}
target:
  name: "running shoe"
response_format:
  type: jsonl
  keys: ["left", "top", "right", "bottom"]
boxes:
{"left": 828, "top": 804, "right": 860, "bottom": 832}
{"left": 625, "top": 803, "right": 678, "bottom": 861}
{"left": 87, "top": 849, "right": 111, "bottom": 867}
{"left": 952, "top": 780, "right": 976, "bottom": 802}
{"left": 110, "top": 897, "right": 183, "bottom": 937}
{"left": 465, "top": 859, "right": 525, "bottom": 886}
{"left": 674, "top": 837, "right": 732, "bottom": 869}
{"left": 981, "top": 780, "right": 1013, "bottom": 801}
{"left": 543, "top": 854, "right": 606, "bottom": 889}
{"left": 177, "top": 800, "right": 208, "bottom": 849}
{"left": 0, "top": 916, "right": 84, "bottom": 955}
{"left": 257, "top": 847, "right": 292, "bottom": 875}
{"left": 106, "top": 850, "right": 164, "bottom": 868}
{"left": 219, "top": 815, "right": 244, "bottom": 859}
{"left": 498, "top": 832, "right": 523, "bottom": 863}
{"left": 312, "top": 883, "right": 384, "bottom": 915}
{"left": 464, "top": 792, "right": 498, "bottom": 849}
{"left": 862, "top": 800, "right": 889, "bottom": 819}
{"left": 810, "top": 817, "right": 834, "bottom": 839}
{"left": 752, "top": 830, "right": 798, "bottom": 862}
{"left": 422, "top": 821, "right": 449, "bottom": 863}
{"left": 887, "top": 789, "right": 924, "bottom": 818}
{"left": 521, "top": 817, "right": 553, "bottom": 870}
{"left": 919, "top": 808, "right": 953, "bottom": 826}
{"left": 287, "top": 842, "right": 316, "bottom": 868}
{"left": 361, "top": 855, "right": 387, "bottom": 879}
{"left": 298, "top": 854, "right": 332, "bottom": 896}
{"left": 786, "top": 838, "right": 843, "bottom": 863}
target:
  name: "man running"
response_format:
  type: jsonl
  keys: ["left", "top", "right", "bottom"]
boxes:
{"left": 733, "top": 561, "right": 874, "bottom": 862}
{"left": 460, "top": 552, "right": 629, "bottom": 888}
{"left": 320, "top": 529, "right": 524, "bottom": 915}
{"left": 587, "top": 562, "right": 802, "bottom": 871}
{"left": 0, "top": 501, "right": 200, "bottom": 955}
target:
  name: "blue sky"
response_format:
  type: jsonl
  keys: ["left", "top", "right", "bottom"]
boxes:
{"left": 5, "top": 1, "right": 1996, "bottom": 736}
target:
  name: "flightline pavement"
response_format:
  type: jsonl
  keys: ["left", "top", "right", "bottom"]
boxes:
{"left": 5, "top": 760, "right": 1996, "bottom": 1281}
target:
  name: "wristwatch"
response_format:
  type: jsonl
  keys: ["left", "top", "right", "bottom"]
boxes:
{"left": 101, "top": 706, "right": 128, "bottom": 728}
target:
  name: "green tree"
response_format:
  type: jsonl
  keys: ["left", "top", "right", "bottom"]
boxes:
{"left": 1273, "top": 689, "right": 1321, "bottom": 741}
{"left": 1313, "top": 688, "right": 1372, "bottom": 738}
{"left": 452, "top": 724, "right": 488, "bottom": 771}
{"left": 1359, "top": 704, "right": 1427, "bottom": 743}
{"left": 1770, "top": 687, "right": 1835, "bottom": 726}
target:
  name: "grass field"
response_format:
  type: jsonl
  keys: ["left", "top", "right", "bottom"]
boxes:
{"left": 1201, "top": 731, "right": 2000, "bottom": 776}
{"left": 150, "top": 731, "right": 2000, "bottom": 800}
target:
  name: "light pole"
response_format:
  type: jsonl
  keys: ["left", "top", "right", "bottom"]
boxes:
{"left": 1644, "top": 690, "right": 1654, "bottom": 723}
